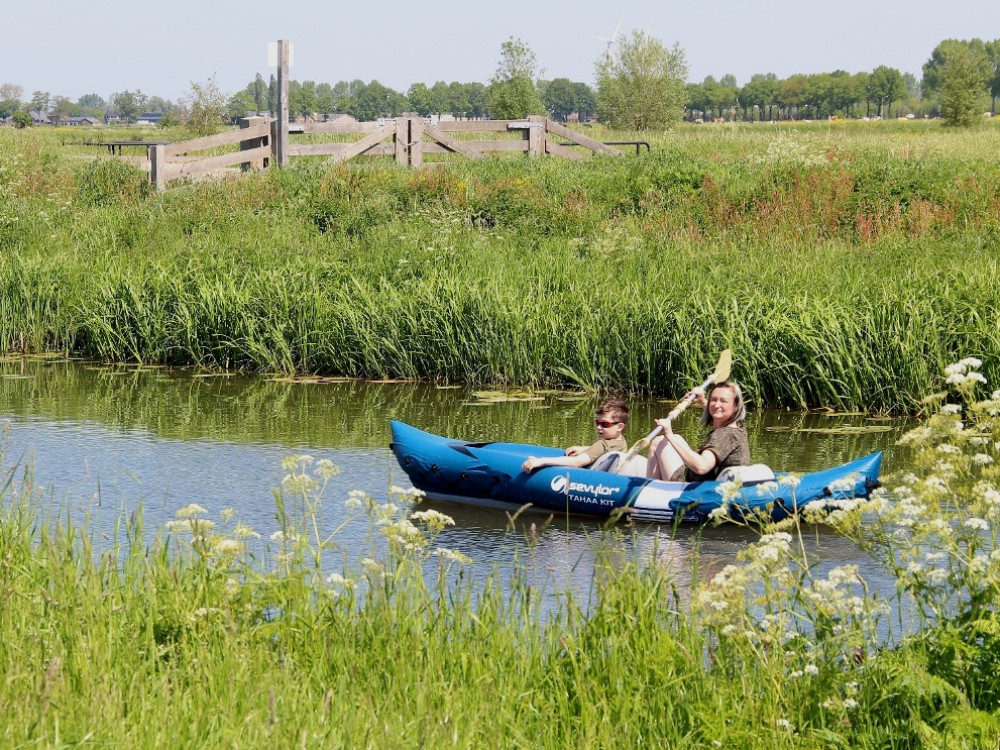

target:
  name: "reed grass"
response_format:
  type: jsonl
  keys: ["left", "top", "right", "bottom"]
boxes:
{"left": 3, "top": 123, "right": 1000, "bottom": 412}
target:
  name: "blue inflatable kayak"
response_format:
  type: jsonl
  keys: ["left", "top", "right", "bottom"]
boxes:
{"left": 390, "top": 420, "right": 883, "bottom": 523}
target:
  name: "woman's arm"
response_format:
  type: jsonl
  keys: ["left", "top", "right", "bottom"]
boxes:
{"left": 654, "top": 418, "right": 718, "bottom": 476}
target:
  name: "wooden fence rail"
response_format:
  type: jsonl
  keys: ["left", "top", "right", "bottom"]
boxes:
{"left": 148, "top": 116, "right": 622, "bottom": 191}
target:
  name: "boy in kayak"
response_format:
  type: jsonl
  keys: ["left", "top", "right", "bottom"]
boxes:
{"left": 521, "top": 398, "right": 629, "bottom": 473}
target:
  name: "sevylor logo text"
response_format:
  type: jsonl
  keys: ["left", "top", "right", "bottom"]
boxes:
{"left": 549, "top": 475, "right": 618, "bottom": 506}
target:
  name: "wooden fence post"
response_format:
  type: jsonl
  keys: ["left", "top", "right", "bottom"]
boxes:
{"left": 527, "top": 115, "right": 545, "bottom": 158}
{"left": 394, "top": 118, "right": 424, "bottom": 167}
{"left": 409, "top": 119, "right": 423, "bottom": 167}
{"left": 239, "top": 116, "right": 268, "bottom": 171}
{"left": 275, "top": 39, "right": 290, "bottom": 166}
{"left": 395, "top": 118, "right": 408, "bottom": 165}
{"left": 150, "top": 144, "right": 166, "bottom": 191}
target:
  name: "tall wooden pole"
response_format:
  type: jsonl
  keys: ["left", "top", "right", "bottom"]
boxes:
{"left": 276, "top": 39, "right": 290, "bottom": 166}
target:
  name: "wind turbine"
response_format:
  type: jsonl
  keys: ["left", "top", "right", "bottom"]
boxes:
{"left": 593, "top": 16, "right": 624, "bottom": 59}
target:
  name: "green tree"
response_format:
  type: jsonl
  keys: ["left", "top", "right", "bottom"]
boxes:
{"left": 429, "top": 81, "right": 450, "bottom": 115}
{"left": 740, "top": 73, "right": 778, "bottom": 120}
{"left": 268, "top": 75, "right": 278, "bottom": 116}
{"left": 11, "top": 110, "right": 32, "bottom": 128}
{"left": 226, "top": 90, "right": 255, "bottom": 122}
{"left": 0, "top": 82, "right": 24, "bottom": 118}
{"left": 180, "top": 77, "right": 228, "bottom": 136}
{"left": 77, "top": 93, "right": 105, "bottom": 110}
{"left": 986, "top": 40, "right": 1000, "bottom": 113}
{"left": 145, "top": 96, "right": 174, "bottom": 114}
{"left": 292, "top": 80, "right": 317, "bottom": 119}
{"left": 407, "top": 83, "right": 434, "bottom": 115}
{"left": 595, "top": 29, "right": 688, "bottom": 129}
{"left": 465, "top": 82, "right": 488, "bottom": 118}
{"left": 543, "top": 77, "right": 579, "bottom": 120}
{"left": 574, "top": 82, "right": 597, "bottom": 119}
{"left": 29, "top": 90, "right": 51, "bottom": 114}
{"left": 350, "top": 80, "right": 406, "bottom": 121}
{"left": 867, "top": 65, "right": 906, "bottom": 118}
{"left": 937, "top": 44, "right": 990, "bottom": 125}
{"left": 252, "top": 73, "right": 267, "bottom": 113}
{"left": 110, "top": 90, "right": 147, "bottom": 122}
{"left": 701, "top": 74, "right": 737, "bottom": 119}
{"left": 718, "top": 74, "right": 739, "bottom": 119}
{"left": 923, "top": 39, "right": 987, "bottom": 94}
{"left": 487, "top": 37, "right": 545, "bottom": 119}
{"left": 684, "top": 81, "right": 708, "bottom": 120}
{"left": 777, "top": 74, "right": 809, "bottom": 119}
{"left": 51, "top": 96, "right": 73, "bottom": 122}
{"left": 447, "top": 81, "right": 471, "bottom": 119}
{"left": 315, "top": 83, "right": 334, "bottom": 115}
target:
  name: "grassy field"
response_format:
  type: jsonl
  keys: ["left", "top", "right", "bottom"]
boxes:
{"left": 2, "top": 120, "right": 1000, "bottom": 412}
{"left": 3, "top": 361, "right": 1000, "bottom": 748}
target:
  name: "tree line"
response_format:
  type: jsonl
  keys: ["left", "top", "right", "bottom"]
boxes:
{"left": 2, "top": 36, "right": 998, "bottom": 131}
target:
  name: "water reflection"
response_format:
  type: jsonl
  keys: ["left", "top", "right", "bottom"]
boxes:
{"left": 0, "top": 357, "right": 914, "bottom": 602}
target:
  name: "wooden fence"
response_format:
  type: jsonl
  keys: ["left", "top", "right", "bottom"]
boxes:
{"left": 148, "top": 116, "right": 622, "bottom": 191}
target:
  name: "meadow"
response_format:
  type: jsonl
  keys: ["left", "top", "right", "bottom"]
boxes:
{"left": 5, "top": 123, "right": 1000, "bottom": 746}
{"left": 2, "top": 120, "right": 1000, "bottom": 413}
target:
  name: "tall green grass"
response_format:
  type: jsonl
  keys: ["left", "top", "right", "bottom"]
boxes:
{"left": 3, "top": 123, "right": 1000, "bottom": 412}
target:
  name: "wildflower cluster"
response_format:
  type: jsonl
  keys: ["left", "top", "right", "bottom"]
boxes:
{"left": 692, "top": 531, "right": 798, "bottom": 646}
{"left": 164, "top": 502, "right": 259, "bottom": 565}
{"left": 828, "top": 358, "right": 1000, "bottom": 624}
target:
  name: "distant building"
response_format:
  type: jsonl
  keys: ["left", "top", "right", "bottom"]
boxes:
{"left": 319, "top": 113, "right": 357, "bottom": 123}
{"left": 135, "top": 112, "right": 164, "bottom": 125}
{"left": 65, "top": 116, "right": 102, "bottom": 126}
{"left": 28, "top": 110, "right": 51, "bottom": 125}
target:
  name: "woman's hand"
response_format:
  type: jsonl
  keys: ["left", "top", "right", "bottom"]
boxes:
{"left": 685, "top": 387, "right": 707, "bottom": 407}
{"left": 654, "top": 417, "right": 674, "bottom": 438}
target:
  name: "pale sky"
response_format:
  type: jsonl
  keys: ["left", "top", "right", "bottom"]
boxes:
{"left": 4, "top": 0, "right": 997, "bottom": 103}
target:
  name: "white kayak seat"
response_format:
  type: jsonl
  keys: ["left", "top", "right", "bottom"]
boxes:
{"left": 589, "top": 451, "right": 647, "bottom": 477}
{"left": 716, "top": 464, "right": 776, "bottom": 485}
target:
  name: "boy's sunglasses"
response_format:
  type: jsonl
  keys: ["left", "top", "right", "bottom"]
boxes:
{"left": 595, "top": 419, "right": 620, "bottom": 428}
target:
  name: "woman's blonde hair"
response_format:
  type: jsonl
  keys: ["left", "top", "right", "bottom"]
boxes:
{"left": 700, "top": 381, "right": 746, "bottom": 427}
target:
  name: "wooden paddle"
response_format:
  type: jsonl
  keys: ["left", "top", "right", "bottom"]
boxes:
{"left": 615, "top": 349, "right": 732, "bottom": 474}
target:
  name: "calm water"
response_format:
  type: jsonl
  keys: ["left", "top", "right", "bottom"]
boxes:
{"left": 0, "top": 357, "right": 913, "bottom": 598}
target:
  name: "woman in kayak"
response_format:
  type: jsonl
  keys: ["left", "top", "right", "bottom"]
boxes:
{"left": 646, "top": 381, "right": 750, "bottom": 482}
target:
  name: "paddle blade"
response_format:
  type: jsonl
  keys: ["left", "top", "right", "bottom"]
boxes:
{"left": 712, "top": 349, "right": 732, "bottom": 386}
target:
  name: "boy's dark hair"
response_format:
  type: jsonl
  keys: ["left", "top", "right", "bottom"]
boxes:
{"left": 596, "top": 398, "right": 629, "bottom": 425}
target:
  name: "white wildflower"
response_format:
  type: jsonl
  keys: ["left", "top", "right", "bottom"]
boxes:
{"left": 411, "top": 509, "right": 456, "bottom": 527}
{"left": 326, "top": 572, "right": 355, "bottom": 588}
{"left": 315, "top": 459, "right": 340, "bottom": 479}
{"left": 778, "top": 473, "right": 802, "bottom": 488}
{"left": 233, "top": 522, "right": 260, "bottom": 539}
{"left": 434, "top": 548, "right": 472, "bottom": 563}
{"left": 211, "top": 538, "right": 240, "bottom": 554}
